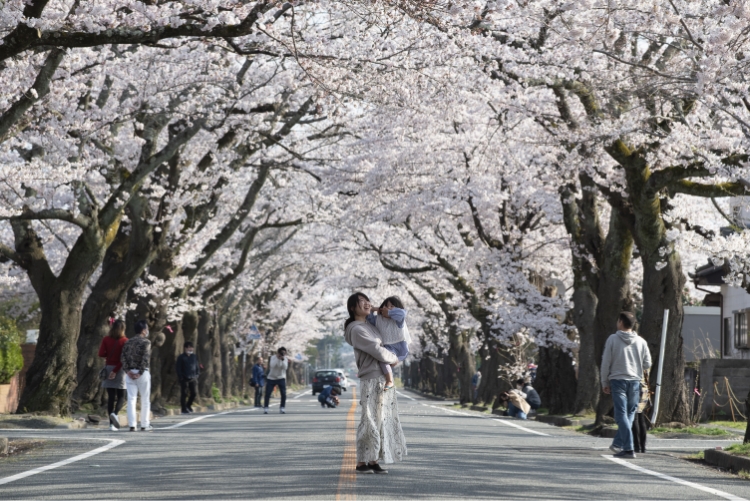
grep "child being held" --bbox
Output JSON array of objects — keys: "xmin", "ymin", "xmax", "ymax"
[{"xmin": 367, "ymin": 296, "xmax": 411, "ymax": 391}]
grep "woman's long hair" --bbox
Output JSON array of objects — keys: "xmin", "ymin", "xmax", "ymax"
[
  {"xmin": 344, "ymin": 292, "xmax": 370, "ymax": 329},
  {"xmin": 108, "ymin": 319, "xmax": 126, "ymax": 339}
]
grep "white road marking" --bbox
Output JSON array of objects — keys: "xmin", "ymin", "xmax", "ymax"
[
  {"xmin": 159, "ymin": 414, "xmax": 217, "ymax": 429},
  {"xmin": 604, "ymin": 455, "xmax": 748, "ymax": 501},
  {"xmin": 491, "ymin": 418, "xmax": 550, "ymax": 437},
  {"xmin": 396, "ymin": 390, "xmax": 416, "ymax": 401},
  {"xmin": 293, "ymin": 392, "xmax": 307, "ymax": 399},
  {"xmin": 425, "ymin": 404, "xmax": 550, "ymax": 436},
  {"xmin": 0, "ymin": 438, "xmax": 124, "ymax": 486}
]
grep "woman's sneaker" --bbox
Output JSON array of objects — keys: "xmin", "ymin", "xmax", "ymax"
[
  {"xmin": 355, "ymin": 465, "xmax": 374, "ymax": 474},
  {"xmin": 368, "ymin": 463, "xmax": 388, "ymax": 474},
  {"xmin": 609, "ymin": 445, "xmax": 622, "ymax": 454},
  {"xmin": 140, "ymin": 425, "xmax": 154, "ymax": 432},
  {"xmin": 109, "ymin": 413, "xmax": 120, "ymax": 429},
  {"xmin": 109, "ymin": 424, "xmax": 118, "ymax": 432}
]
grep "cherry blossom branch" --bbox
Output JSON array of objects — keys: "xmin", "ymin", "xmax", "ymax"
[{"xmin": 0, "ymin": 48, "xmax": 65, "ymax": 143}]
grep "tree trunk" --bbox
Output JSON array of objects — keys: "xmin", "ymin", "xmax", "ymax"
[
  {"xmin": 639, "ymin": 252, "xmax": 690, "ymax": 424},
  {"xmin": 73, "ymin": 199, "xmax": 158, "ymax": 407},
  {"xmin": 535, "ymin": 345, "xmax": 577, "ymax": 415},
  {"xmin": 572, "ymin": 286, "xmax": 600, "ymax": 414},
  {"xmin": 450, "ymin": 330, "xmax": 474, "ymax": 404},
  {"xmin": 197, "ymin": 309, "xmax": 215, "ymax": 398},
  {"xmin": 18, "ymin": 284, "xmax": 86, "ymax": 415}
]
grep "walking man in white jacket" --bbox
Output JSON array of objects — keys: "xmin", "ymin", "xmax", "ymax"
[
  {"xmin": 264, "ymin": 347, "xmax": 289, "ymax": 414},
  {"xmin": 601, "ymin": 312, "xmax": 652, "ymax": 459}
]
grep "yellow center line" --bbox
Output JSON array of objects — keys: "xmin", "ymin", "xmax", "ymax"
[{"xmin": 336, "ymin": 387, "xmax": 357, "ymax": 501}]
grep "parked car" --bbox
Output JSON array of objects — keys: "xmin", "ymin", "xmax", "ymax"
[
  {"xmin": 312, "ymin": 370, "xmax": 343, "ymax": 395},
  {"xmin": 334, "ymin": 368, "xmax": 348, "ymax": 391}
]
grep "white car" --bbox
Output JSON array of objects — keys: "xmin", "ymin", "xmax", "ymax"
[{"xmin": 334, "ymin": 369, "xmax": 348, "ymax": 391}]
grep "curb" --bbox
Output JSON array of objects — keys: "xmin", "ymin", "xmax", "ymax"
[
  {"xmin": 704, "ymin": 449, "xmax": 750, "ymax": 473},
  {"xmin": 535, "ymin": 415, "xmax": 578, "ymax": 427},
  {"xmin": 56, "ymin": 420, "xmax": 87, "ymax": 429},
  {"xmin": 402, "ymin": 388, "xmax": 451, "ymax": 401}
]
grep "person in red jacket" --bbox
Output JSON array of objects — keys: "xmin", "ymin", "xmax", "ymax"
[{"xmin": 99, "ymin": 319, "xmax": 128, "ymax": 431}]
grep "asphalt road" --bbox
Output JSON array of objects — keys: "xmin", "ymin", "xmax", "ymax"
[{"xmin": 0, "ymin": 387, "xmax": 748, "ymax": 500}]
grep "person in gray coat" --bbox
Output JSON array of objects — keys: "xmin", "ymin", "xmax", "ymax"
[{"xmin": 601, "ymin": 312, "xmax": 652, "ymax": 459}]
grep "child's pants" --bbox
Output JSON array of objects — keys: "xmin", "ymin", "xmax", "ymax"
[
  {"xmin": 379, "ymin": 361, "xmax": 393, "ymax": 379},
  {"xmin": 631, "ymin": 411, "xmax": 648, "ymax": 452}
]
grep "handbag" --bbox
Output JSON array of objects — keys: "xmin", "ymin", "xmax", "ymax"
[
  {"xmin": 99, "ymin": 367, "xmax": 109, "ymax": 380},
  {"xmin": 249, "ymin": 377, "xmax": 257, "ymax": 388},
  {"xmin": 508, "ymin": 391, "xmax": 531, "ymax": 415}
]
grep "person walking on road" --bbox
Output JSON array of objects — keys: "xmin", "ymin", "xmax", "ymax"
[
  {"xmin": 251, "ymin": 357, "xmax": 265, "ymax": 408},
  {"xmin": 601, "ymin": 311, "xmax": 652, "ymax": 459},
  {"xmin": 175, "ymin": 341, "xmax": 200, "ymax": 415},
  {"xmin": 121, "ymin": 320, "xmax": 153, "ymax": 432},
  {"xmin": 471, "ymin": 370, "xmax": 482, "ymax": 403},
  {"xmin": 344, "ymin": 292, "xmax": 406, "ymax": 474},
  {"xmin": 98, "ymin": 319, "xmax": 128, "ymax": 431},
  {"xmin": 264, "ymin": 347, "xmax": 288, "ymax": 414}
]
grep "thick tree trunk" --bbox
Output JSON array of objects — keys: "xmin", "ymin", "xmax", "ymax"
[
  {"xmin": 572, "ymin": 287, "xmax": 600, "ymax": 414},
  {"xmin": 535, "ymin": 345, "xmax": 577, "ymax": 415},
  {"xmin": 18, "ymin": 285, "xmax": 86, "ymax": 415},
  {"xmin": 197, "ymin": 309, "xmax": 215, "ymax": 398},
  {"xmin": 639, "ymin": 253, "xmax": 690, "ymax": 424},
  {"xmin": 450, "ymin": 330, "xmax": 474, "ymax": 404},
  {"xmin": 73, "ymin": 201, "xmax": 157, "ymax": 407}
]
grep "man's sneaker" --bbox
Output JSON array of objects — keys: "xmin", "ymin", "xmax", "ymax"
[
  {"xmin": 609, "ymin": 444, "xmax": 622, "ymax": 454},
  {"xmin": 280, "ymin": 407, "xmax": 286, "ymax": 414},
  {"xmin": 263, "ymin": 407, "xmax": 269, "ymax": 414},
  {"xmin": 109, "ymin": 424, "xmax": 118, "ymax": 432},
  {"xmin": 129, "ymin": 427, "xmax": 136, "ymax": 432},
  {"xmin": 181, "ymin": 409, "xmax": 190, "ymax": 415},
  {"xmin": 109, "ymin": 413, "xmax": 120, "ymax": 429},
  {"xmin": 368, "ymin": 463, "xmax": 388, "ymax": 474},
  {"xmin": 140, "ymin": 425, "xmax": 154, "ymax": 432},
  {"xmin": 187, "ymin": 406, "xmax": 194, "ymax": 413},
  {"xmin": 613, "ymin": 450, "xmax": 636, "ymax": 459},
  {"xmin": 355, "ymin": 465, "xmax": 374, "ymax": 474}
]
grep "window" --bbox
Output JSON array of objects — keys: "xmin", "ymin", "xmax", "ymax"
[
  {"xmin": 724, "ymin": 318, "xmax": 732, "ymax": 357},
  {"xmin": 734, "ymin": 312, "xmax": 749, "ymax": 350}
]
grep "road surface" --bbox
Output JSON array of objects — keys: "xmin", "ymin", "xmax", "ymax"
[{"xmin": 0, "ymin": 387, "xmax": 748, "ymax": 500}]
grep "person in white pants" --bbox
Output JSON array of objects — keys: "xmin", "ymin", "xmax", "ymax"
[{"xmin": 121, "ymin": 320, "xmax": 153, "ymax": 431}]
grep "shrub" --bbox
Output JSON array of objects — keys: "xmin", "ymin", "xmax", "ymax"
[
  {"xmin": 211, "ymin": 384, "xmax": 223, "ymax": 403},
  {"xmin": 0, "ymin": 316, "xmax": 24, "ymax": 384}
]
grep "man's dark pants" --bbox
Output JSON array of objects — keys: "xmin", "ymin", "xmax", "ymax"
[
  {"xmin": 264, "ymin": 378, "xmax": 286, "ymax": 408},
  {"xmin": 180, "ymin": 378, "xmax": 198, "ymax": 412},
  {"xmin": 254, "ymin": 385, "xmax": 264, "ymax": 407}
]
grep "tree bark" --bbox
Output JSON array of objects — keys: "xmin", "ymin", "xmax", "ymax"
[
  {"xmin": 535, "ymin": 345, "xmax": 577, "ymax": 415},
  {"xmin": 73, "ymin": 195, "xmax": 158, "ymax": 407}
]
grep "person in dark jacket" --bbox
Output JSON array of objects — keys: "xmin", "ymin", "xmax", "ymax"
[
  {"xmin": 251, "ymin": 357, "xmax": 265, "ymax": 407},
  {"xmin": 317, "ymin": 385, "xmax": 341, "ymax": 408},
  {"xmin": 520, "ymin": 379, "xmax": 541, "ymax": 411},
  {"xmin": 176, "ymin": 342, "xmax": 200, "ymax": 414}
]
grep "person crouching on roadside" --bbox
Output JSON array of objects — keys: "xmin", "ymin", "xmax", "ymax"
[{"xmin": 318, "ymin": 385, "xmax": 341, "ymax": 408}]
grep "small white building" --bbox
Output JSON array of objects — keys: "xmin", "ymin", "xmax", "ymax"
[{"xmin": 691, "ymin": 263, "xmax": 750, "ymax": 360}]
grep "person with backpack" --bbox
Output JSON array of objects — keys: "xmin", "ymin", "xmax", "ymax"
[
  {"xmin": 250, "ymin": 357, "xmax": 265, "ymax": 407},
  {"xmin": 175, "ymin": 342, "xmax": 200, "ymax": 414}
]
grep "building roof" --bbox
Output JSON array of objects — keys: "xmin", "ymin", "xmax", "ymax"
[{"xmin": 689, "ymin": 261, "xmax": 728, "ymax": 286}]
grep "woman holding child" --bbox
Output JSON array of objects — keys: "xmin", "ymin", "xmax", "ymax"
[{"xmin": 343, "ymin": 292, "xmax": 408, "ymax": 475}]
